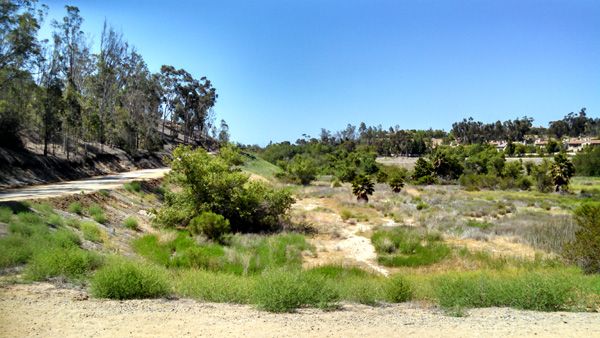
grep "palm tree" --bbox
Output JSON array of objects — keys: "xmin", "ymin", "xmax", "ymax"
[
  {"xmin": 352, "ymin": 175, "xmax": 375, "ymax": 202},
  {"xmin": 551, "ymin": 153, "xmax": 575, "ymax": 192},
  {"xmin": 388, "ymin": 175, "xmax": 405, "ymax": 193}
]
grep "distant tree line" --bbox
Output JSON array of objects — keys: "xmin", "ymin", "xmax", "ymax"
[{"xmin": 0, "ymin": 1, "xmax": 228, "ymax": 156}]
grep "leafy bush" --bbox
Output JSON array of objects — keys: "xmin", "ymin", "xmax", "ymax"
[
  {"xmin": 286, "ymin": 154, "xmax": 317, "ymax": 185},
  {"xmin": 68, "ymin": 202, "xmax": 83, "ymax": 215},
  {"xmin": 412, "ymin": 157, "xmax": 436, "ymax": 184},
  {"xmin": 372, "ymin": 227, "xmax": 450, "ymax": 267},
  {"xmin": 91, "ymin": 258, "xmax": 170, "ymax": 299},
  {"xmin": 81, "ymin": 221, "xmax": 103, "ymax": 243},
  {"xmin": 155, "ymin": 146, "xmax": 294, "ymax": 233},
  {"xmin": 123, "ymin": 216, "xmax": 139, "ymax": 230},
  {"xmin": 563, "ymin": 202, "xmax": 600, "ymax": 273},
  {"xmin": 188, "ymin": 211, "xmax": 230, "ymax": 243},
  {"xmin": 516, "ymin": 176, "xmax": 532, "ymax": 190},
  {"xmin": 466, "ymin": 220, "xmax": 493, "ymax": 230},
  {"xmin": 551, "ymin": 153, "xmax": 575, "ymax": 192},
  {"xmin": 385, "ymin": 275, "xmax": 413, "ymax": 303},
  {"xmin": 25, "ymin": 247, "xmax": 103, "ymax": 281},
  {"xmin": 253, "ymin": 269, "xmax": 339, "ymax": 312}
]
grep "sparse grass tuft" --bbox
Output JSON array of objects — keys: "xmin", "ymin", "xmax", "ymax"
[
  {"xmin": 123, "ymin": 216, "xmax": 139, "ymax": 230},
  {"xmin": 88, "ymin": 204, "xmax": 107, "ymax": 224},
  {"xmin": 81, "ymin": 221, "xmax": 104, "ymax": 243},
  {"xmin": 68, "ymin": 202, "xmax": 83, "ymax": 215},
  {"xmin": 124, "ymin": 181, "xmax": 142, "ymax": 193},
  {"xmin": 372, "ymin": 227, "xmax": 450, "ymax": 267}
]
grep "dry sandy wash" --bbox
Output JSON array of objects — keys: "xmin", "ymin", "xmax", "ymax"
[{"xmin": 1, "ymin": 283, "xmax": 599, "ymax": 338}]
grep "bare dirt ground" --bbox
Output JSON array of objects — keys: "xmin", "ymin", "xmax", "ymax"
[
  {"xmin": 0, "ymin": 168, "xmax": 170, "ymax": 201},
  {"xmin": 1, "ymin": 283, "xmax": 599, "ymax": 338}
]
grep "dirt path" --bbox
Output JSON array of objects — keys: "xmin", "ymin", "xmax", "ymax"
[
  {"xmin": 0, "ymin": 168, "xmax": 170, "ymax": 202},
  {"xmin": 1, "ymin": 283, "xmax": 599, "ymax": 338}
]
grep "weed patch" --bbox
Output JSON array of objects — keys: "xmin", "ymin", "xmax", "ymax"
[{"xmin": 91, "ymin": 258, "xmax": 170, "ymax": 299}]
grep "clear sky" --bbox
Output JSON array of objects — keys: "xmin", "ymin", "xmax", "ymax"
[{"xmin": 40, "ymin": 0, "xmax": 600, "ymax": 145}]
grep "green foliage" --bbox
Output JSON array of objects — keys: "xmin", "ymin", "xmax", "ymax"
[
  {"xmin": 430, "ymin": 148, "xmax": 464, "ymax": 180},
  {"xmin": 385, "ymin": 275, "xmax": 414, "ymax": 303},
  {"xmin": 388, "ymin": 172, "xmax": 405, "ymax": 193},
  {"xmin": 372, "ymin": 227, "xmax": 450, "ymax": 267},
  {"xmin": 25, "ymin": 247, "xmax": 103, "ymax": 281},
  {"xmin": 124, "ymin": 181, "xmax": 142, "ymax": 193},
  {"xmin": 573, "ymin": 146, "xmax": 600, "ymax": 176},
  {"xmin": 533, "ymin": 160, "xmax": 554, "ymax": 192},
  {"xmin": 551, "ymin": 153, "xmax": 576, "ymax": 192},
  {"xmin": 253, "ymin": 269, "xmax": 339, "ymax": 312},
  {"xmin": 91, "ymin": 258, "xmax": 170, "ymax": 299},
  {"xmin": 88, "ymin": 204, "xmax": 107, "ymax": 224},
  {"xmin": 466, "ymin": 220, "xmax": 493, "ymax": 230},
  {"xmin": 188, "ymin": 211, "xmax": 230, "ymax": 243},
  {"xmin": 123, "ymin": 216, "xmax": 139, "ymax": 230},
  {"xmin": 81, "ymin": 221, "xmax": 103, "ymax": 243},
  {"xmin": 412, "ymin": 157, "xmax": 436, "ymax": 184},
  {"xmin": 434, "ymin": 271, "xmax": 575, "ymax": 312},
  {"xmin": 563, "ymin": 202, "xmax": 600, "ymax": 274},
  {"xmin": 68, "ymin": 202, "xmax": 83, "ymax": 215},
  {"xmin": 286, "ymin": 154, "xmax": 317, "ymax": 185},
  {"xmin": 156, "ymin": 146, "xmax": 294, "ymax": 233},
  {"xmin": 502, "ymin": 160, "xmax": 523, "ymax": 179},
  {"xmin": 175, "ymin": 270, "xmax": 256, "ymax": 304},
  {"xmin": 351, "ymin": 175, "xmax": 375, "ymax": 202},
  {"xmin": 0, "ymin": 206, "xmax": 13, "ymax": 223}
]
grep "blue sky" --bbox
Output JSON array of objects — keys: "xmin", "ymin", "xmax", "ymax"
[{"xmin": 40, "ymin": 0, "xmax": 600, "ymax": 145}]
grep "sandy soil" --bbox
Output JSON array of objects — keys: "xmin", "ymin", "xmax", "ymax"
[
  {"xmin": 1, "ymin": 283, "xmax": 599, "ymax": 338},
  {"xmin": 0, "ymin": 168, "xmax": 170, "ymax": 202}
]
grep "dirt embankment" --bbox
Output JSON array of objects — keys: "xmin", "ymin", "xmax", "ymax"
[{"xmin": 0, "ymin": 145, "xmax": 168, "ymax": 190}]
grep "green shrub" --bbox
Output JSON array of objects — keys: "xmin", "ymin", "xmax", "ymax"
[
  {"xmin": 563, "ymin": 202, "xmax": 600, "ymax": 273},
  {"xmin": 435, "ymin": 271, "xmax": 574, "ymax": 312},
  {"xmin": 81, "ymin": 222, "xmax": 103, "ymax": 243},
  {"xmin": 340, "ymin": 209, "xmax": 353, "ymax": 221},
  {"xmin": 124, "ymin": 181, "xmax": 142, "ymax": 193},
  {"xmin": 66, "ymin": 218, "xmax": 81, "ymax": 229},
  {"xmin": 175, "ymin": 270, "xmax": 256, "ymax": 304},
  {"xmin": 0, "ymin": 235, "xmax": 32, "ymax": 268},
  {"xmin": 253, "ymin": 269, "xmax": 339, "ymax": 312},
  {"xmin": 156, "ymin": 146, "xmax": 294, "ymax": 233},
  {"xmin": 188, "ymin": 211, "xmax": 230, "ymax": 243},
  {"xmin": 25, "ymin": 247, "xmax": 102, "ymax": 281},
  {"xmin": 330, "ymin": 178, "xmax": 342, "ymax": 188},
  {"xmin": 90, "ymin": 258, "xmax": 170, "ymax": 299},
  {"xmin": 385, "ymin": 275, "xmax": 413, "ymax": 303},
  {"xmin": 0, "ymin": 206, "xmax": 13, "ymax": 223},
  {"xmin": 415, "ymin": 201, "xmax": 429, "ymax": 210},
  {"xmin": 32, "ymin": 202, "xmax": 55, "ymax": 215},
  {"xmin": 341, "ymin": 278, "xmax": 382, "ymax": 305},
  {"xmin": 123, "ymin": 216, "xmax": 139, "ymax": 230},
  {"xmin": 286, "ymin": 154, "xmax": 317, "ymax": 185},
  {"xmin": 516, "ymin": 176, "xmax": 533, "ymax": 191},
  {"xmin": 68, "ymin": 202, "xmax": 83, "ymax": 215},
  {"xmin": 573, "ymin": 146, "xmax": 600, "ymax": 176},
  {"xmin": 466, "ymin": 220, "xmax": 493, "ymax": 230}
]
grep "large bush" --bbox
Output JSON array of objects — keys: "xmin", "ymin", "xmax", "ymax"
[
  {"xmin": 563, "ymin": 202, "xmax": 600, "ymax": 274},
  {"xmin": 155, "ymin": 146, "xmax": 294, "ymax": 233},
  {"xmin": 286, "ymin": 154, "xmax": 317, "ymax": 185}
]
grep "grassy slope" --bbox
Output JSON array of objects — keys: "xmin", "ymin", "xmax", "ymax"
[{"xmin": 240, "ymin": 153, "xmax": 283, "ymax": 181}]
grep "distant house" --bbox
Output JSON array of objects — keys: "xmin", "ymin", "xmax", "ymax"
[
  {"xmin": 534, "ymin": 139, "xmax": 548, "ymax": 147},
  {"xmin": 564, "ymin": 138, "xmax": 600, "ymax": 153},
  {"xmin": 489, "ymin": 140, "xmax": 507, "ymax": 152},
  {"xmin": 430, "ymin": 138, "xmax": 444, "ymax": 148}
]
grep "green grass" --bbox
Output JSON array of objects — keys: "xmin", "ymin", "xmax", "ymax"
[
  {"xmin": 0, "ymin": 206, "xmax": 13, "ymax": 223},
  {"xmin": 253, "ymin": 268, "xmax": 339, "ymax": 312},
  {"xmin": 25, "ymin": 247, "xmax": 103, "ymax": 281},
  {"xmin": 372, "ymin": 227, "xmax": 450, "ymax": 267},
  {"xmin": 48, "ymin": 214, "xmax": 64, "ymax": 227},
  {"xmin": 175, "ymin": 270, "xmax": 257, "ymax": 304},
  {"xmin": 132, "ymin": 232, "xmax": 312, "ymax": 275},
  {"xmin": 124, "ymin": 181, "xmax": 142, "ymax": 193},
  {"xmin": 81, "ymin": 221, "xmax": 104, "ymax": 243},
  {"xmin": 434, "ymin": 270, "xmax": 578, "ymax": 313},
  {"xmin": 466, "ymin": 220, "xmax": 493, "ymax": 230},
  {"xmin": 90, "ymin": 258, "xmax": 170, "ymax": 300},
  {"xmin": 123, "ymin": 216, "xmax": 139, "ymax": 230},
  {"xmin": 241, "ymin": 154, "xmax": 283, "ymax": 181},
  {"xmin": 88, "ymin": 204, "xmax": 107, "ymax": 224},
  {"xmin": 68, "ymin": 202, "xmax": 83, "ymax": 215}
]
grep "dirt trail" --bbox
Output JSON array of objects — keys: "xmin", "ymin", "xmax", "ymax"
[
  {"xmin": 1, "ymin": 283, "xmax": 599, "ymax": 338},
  {"xmin": 0, "ymin": 168, "xmax": 170, "ymax": 202},
  {"xmin": 295, "ymin": 198, "xmax": 388, "ymax": 275}
]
